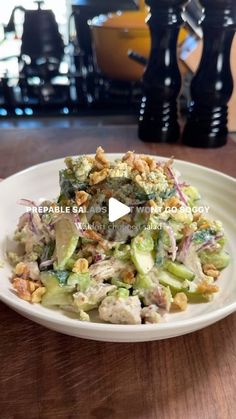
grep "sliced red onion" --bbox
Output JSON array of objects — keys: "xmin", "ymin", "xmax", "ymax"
[
  {"xmin": 22, "ymin": 207, "xmax": 43, "ymax": 235},
  {"xmin": 196, "ymin": 232, "xmax": 224, "ymax": 252},
  {"xmin": 215, "ymin": 233, "xmax": 224, "ymax": 241},
  {"xmin": 163, "ymin": 224, "xmax": 177, "ymax": 261},
  {"xmin": 179, "ymin": 181, "xmax": 190, "ymax": 187},
  {"xmin": 39, "ymin": 259, "xmax": 55, "ymax": 270},
  {"xmin": 167, "ymin": 167, "xmax": 188, "ymax": 205},
  {"xmin": 178, "ymin": 234, "xmax": 193, "ymax": 262},
  {"xmin": 197, "ymin": 241, "xmax": 219, "ymax": 253},
  {"xmin": 74, "ymin": 214, "xmax": 85, "ymax": 236},
  {"xmin": 179, "ymin": 242, "xmax": 205, "ymax": 280},
  {"xmin": 29, "ymin": 212, "xmax": 40, "ymax": 235},
  {"xmin": 18, "ymin": 212, "xmax": 31, "ymax": 229},
  {"xmin": 94, "ymin": 254, "xmax": 102, "ymax": 263},
  {"xmin": 47, "ymin": 223, "xmax": 55, "ymax": 231},
  {"xmin": 18, "ymin": 198, "xmax": 37, "ymax": 207},
  {"xmin": 196, "ymin": 240, "xmax": 211, "ymax": 252}
]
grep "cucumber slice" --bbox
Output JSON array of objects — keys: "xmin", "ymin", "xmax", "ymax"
[
  {"xmin": 199, "ymin": 250, "xmax": 230, "ymax": 270},
  {"xmin": 111, "ymin": 278, "xmax": 131, "ymax": 289},
  {"xmin": 159, "ymin": 271, "xmax": 186, "ymax": 293},
  {"xmin": 133, "ymin": 231, "xmax": 154, "ymax": 253},
  {"xmin": 65, "ymin": 257, "xmax": 77, "ymax": 270},
  {"xmin": 113, "ymin": 244, "xmax": 131, "ymax": 261},
  {"xmin": 41, "ymin": 272, "xmax": 73, "ymax": 307},
  {"xmin": 55, "ymin": 218, "xmax": 78, "ymax": 270},
  {"xmin": 185, "ymin": 291, "xmax": 211, "ymax": 303},
  {"xmin": 166, "ymin": 261, "xmax": 195, "ymax": 281},
  {"xmin": 131, "ymin": 232, "xmax": 155, "ymax": 274},
  {"xmin": 116, "ymin": 288, "xmax": 129, "ymax": 298},
  {"xmin": 134, "ymin": 273, "xmax": 153, "ymax": 290},
  {"xmin": 131, "ymin": 248, "xmax": 155, "ymax": 274},
  {"xmin": 183, "ymin": 185, "xmax": 200, "ymax": 206},
  {"xmin": 159, "ymin": 271, "xmax": 212, "ymax": 303},
  {"xmin": 67, "ymin": 272, "xmax": 90, "ymax": 292}
]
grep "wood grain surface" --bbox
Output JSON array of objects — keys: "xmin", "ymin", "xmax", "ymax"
[{"xmin": 0, "ymin": 125, "xmax": 236, "ymax": 419}]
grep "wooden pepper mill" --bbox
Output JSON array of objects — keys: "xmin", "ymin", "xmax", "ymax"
[
  {"xmin": 138, "ymin": 0, "xmax": 187, "ymax": 143},
  {"xmin": 183, "ymin": 0, "xmax": 236, "ymax": 148}
]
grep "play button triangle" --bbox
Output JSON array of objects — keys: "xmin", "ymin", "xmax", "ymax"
[{"xmin": 108, "ymin": 197, "xmax": 131, "ymax": 223}]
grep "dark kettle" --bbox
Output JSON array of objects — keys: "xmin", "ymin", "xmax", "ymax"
[{"xmin": 5, "ymin": 0, "xmax": 64, "ymax": 77}]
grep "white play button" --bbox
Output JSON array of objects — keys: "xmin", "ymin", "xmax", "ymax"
[{"xmin": 108, "ymin": 197, "xmax": 131, "ymax": 223}]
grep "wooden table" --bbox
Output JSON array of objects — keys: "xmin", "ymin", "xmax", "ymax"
[{"xmin": 0, "ymin": 126, "xmax": 236, "ymax": 419}]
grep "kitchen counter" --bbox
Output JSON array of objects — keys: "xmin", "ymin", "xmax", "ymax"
[{"xmin": 0, "ymin": 124, "xmax": 236, "ymax": 419}]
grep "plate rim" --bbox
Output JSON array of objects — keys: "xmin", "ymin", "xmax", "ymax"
[{"xmin": 0, "ymin": 154, "xmax": 236, "ymax": 335}]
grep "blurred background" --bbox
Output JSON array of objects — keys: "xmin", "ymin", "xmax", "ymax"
[{"xmin": 0, "ymin": 0, "xmax": 235, "ymax": 132}]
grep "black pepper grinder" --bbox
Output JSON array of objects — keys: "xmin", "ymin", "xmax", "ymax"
[
  {"xmin": 182, "ymin": 0, "xmax": 236, "ymax": 148},
  {"xmin": 138, "ymin": 0, "xmax": 188, "ymax": 143}
]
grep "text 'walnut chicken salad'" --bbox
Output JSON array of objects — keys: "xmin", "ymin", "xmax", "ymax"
[{"xmin": 9, "ymin": 148, "xmax": 230, "ymax": 325}]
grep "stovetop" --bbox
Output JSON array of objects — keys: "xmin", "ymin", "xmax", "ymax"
[{"xmin": 0, "ymin": 38, "xmax": 142, "ymax": 118}]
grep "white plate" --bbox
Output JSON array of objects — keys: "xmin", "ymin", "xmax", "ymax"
[{"xmin": 0, "ymin": 155, "xmax": 235, "ymax": 342}]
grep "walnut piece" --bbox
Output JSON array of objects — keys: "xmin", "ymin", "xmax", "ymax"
[
  {"xmin": 89, "ymin": 168, "xmax": 109, "ymax": 185},
  {"xmin": 199, "ymin": 222, "xmax": 210, "ymax": 230},
  {"xmin": 197, "ymin": 282, "xmax": 219, "ymax": 294},
  {"xmin": 12, "ymin": 278, "xmax": 42, "ymax": 302},
  {"xmin": 172, "ymin": 292, "xmax": 188, "ymax": 311},
  {"xmin": 141, "ymin": 155, "xmax": 156, "ymax": 171},
  {"xmin": 75, "ymin": 190, "xmax": 88, "ymax": 206},
  {"xmin": 133, "ymin": 158, "xmax": 150, "ymax": 174},
  {"xmin": 15, "ymin": 262, "xmax": 28, "ymax": 277},
  {"xmin": 94, "ymin": 146, "xmax": 109, "ymax": 170},
  {"xmin": 203, "ymin": 264, "xmax": 220, "ymax": 278},
  {"xmin": 31, "ymin": 287, "xmax": 46, "ymax": 303},
  {"xmin": 121, "ymin": 270, "xmax": 135, "ymax": 285},
  {"xmin": 164, "ymin": 196, "xmax": 181, "ymax": 208},
  {"xmin": 73, "ymin": 258, "xmax": 89, "ymax": 273}
]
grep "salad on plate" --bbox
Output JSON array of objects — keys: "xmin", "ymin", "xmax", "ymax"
[{"xmin": 8, "ymin": 148, "xmax": 230, "ymax": 325}]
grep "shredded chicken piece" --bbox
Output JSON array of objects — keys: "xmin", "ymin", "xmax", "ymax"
[
  {"xmin": 99, "ymin": 296, "xmax": 141, "ymax": 324},
  {"xmin": 89, "ymin": 258, "xmax": 135, "ymax": 282},
  {"xmin": 73, "ymin": 283, "xmax": 115, "ymax": 308},
  {"xmin": 143, "ymin": 286, "xmax": 171, "ymax": 311}
]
